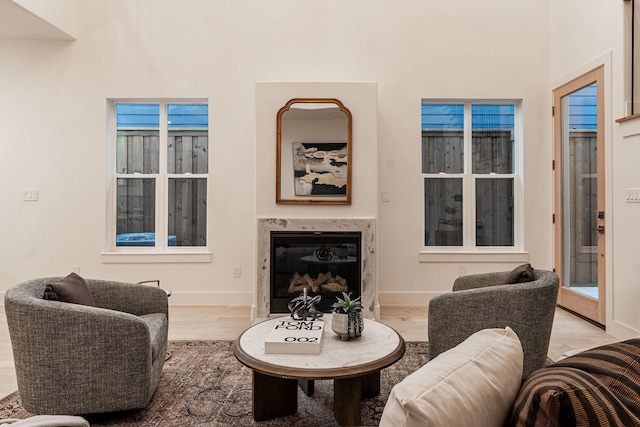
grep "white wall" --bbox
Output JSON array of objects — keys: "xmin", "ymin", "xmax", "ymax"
[
  {"xmin": 12, "ymin": 0, "xmax": 78, "ymax": 38},
  {"xmin": 551, "ymin": 0, "xmax": 640, "ymax": 338},
  {"xmin": 1, "ymin": 2, "xmax": 560, "ymax": 316},
  {"xmin": 374, "ymin": 1, "xmax": 553, "ymax": 304}
]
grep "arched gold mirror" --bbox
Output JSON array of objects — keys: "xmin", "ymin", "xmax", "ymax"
[{"xmin": 276, "ymin": 98, "xmax": 352, "ymax": 204}]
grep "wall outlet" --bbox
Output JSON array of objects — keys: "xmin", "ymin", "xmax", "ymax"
[
  {"xmin": 72, "ymin": 265, "xmax": 80, "ymax": 273},
  {"xmin": 22, "ymin": 190, "xmax": 39, "ymax": 201},
  {"xmin": 233, "ymin": 266, "xmax": 241, "ymax": 278}
]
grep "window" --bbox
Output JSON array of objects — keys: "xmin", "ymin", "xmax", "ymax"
[
  {"xmin": 422, "ymin": 102, "xmax": 519, "ymax": 249},
  {"xmin": 111, "ymin": 102, "xmax": 208, "ymax": 250},
  {"xmin": 565, "ymin": 84, "xmax": 598, "ymax": 252}
]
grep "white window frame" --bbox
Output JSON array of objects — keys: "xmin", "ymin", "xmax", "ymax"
[
  {"xmin": 102, "ymin": 99, "xmax": 212, "ymax": 263},
  {"xmin": 420, "ymin": 100, "xmax": 527, "ymax": 261}
]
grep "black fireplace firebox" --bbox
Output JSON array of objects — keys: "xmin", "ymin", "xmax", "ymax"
[{"xmin": 270, "ymin": 231, "xmax": 362, "ymax": 313}]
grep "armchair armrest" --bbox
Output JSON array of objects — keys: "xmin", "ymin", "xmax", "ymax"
[
  {"xmin": 86, "ymin": 279, "xmax": 169, "ymax": 318},
  {"xmin": 429, "ymin": 284, "xmax": 527, "ymax": 352},
  {"xmin": 452, "ymin": 271, "xmax": 510, "ymax": 291}
]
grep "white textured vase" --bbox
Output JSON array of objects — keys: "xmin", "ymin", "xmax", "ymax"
[{"xmin": 331, "ymin": 312, "xmax": 363, "ymax": 341}]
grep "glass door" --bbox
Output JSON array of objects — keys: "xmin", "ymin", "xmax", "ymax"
[{"xmin": 553, "ymin": 67, "xmax": 606, "ymax": 326}]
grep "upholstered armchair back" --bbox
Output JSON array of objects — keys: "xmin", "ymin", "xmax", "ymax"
[
  {"xmin": 428, "ymin": 269, "xmax": 559, "ymax": 379},
  {"xmin": 4, "ymin": 277, "xmax": 169, "ymax": 415}
]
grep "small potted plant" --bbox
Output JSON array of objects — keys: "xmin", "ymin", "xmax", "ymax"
[{"xmin": 330, "ymin": 292, "xmax": 364, "ymax": 340}]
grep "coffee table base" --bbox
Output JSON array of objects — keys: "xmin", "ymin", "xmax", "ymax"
[
  {"xmin": 252, "ymin": 370, "xmax": 381, "ymax": 426},
  {"xmin": 252, "ymin": 371, "xmax": 298, "ymax": 421}
]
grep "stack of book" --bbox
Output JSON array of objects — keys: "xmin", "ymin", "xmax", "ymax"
[{"xmin": 264, "ymin": 319, "xmax": 325, "ymax": 355}]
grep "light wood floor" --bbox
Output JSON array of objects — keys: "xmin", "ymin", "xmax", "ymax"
[{"xmin": 0, "ymin": 305, "xmax": 617, "ymax": 400}]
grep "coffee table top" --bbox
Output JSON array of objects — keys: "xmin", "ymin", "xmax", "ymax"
[{"xmin": 233, "ymin": 314, "xmax": 406, "ymax": 380}]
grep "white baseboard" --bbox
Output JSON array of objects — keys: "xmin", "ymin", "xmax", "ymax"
[
  {"xmin": 0, "ymin": 291, "xmax": 439, "ymax": 308},
  {"xmin": 0, "ymin": 291, "xmax": 253, "ymax": 307},
  {"xmin": 167, "ymin": 292, "xmax": 253, "ymax": 306},
  {"xmin": 4, "ymin": 289, "xmax": 637, "ymax": 342},
  {"xmin": 605, "ymin": 319, "xmax": 640, "ymax": 341},
  {"xmin": 377, "ymin": 291, "xmax": 442, "ymax": 306}
]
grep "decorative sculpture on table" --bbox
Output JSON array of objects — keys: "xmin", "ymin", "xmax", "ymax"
[{"xmin": 288, "ymin": 287, "xmax": 323, "ymax": 321}]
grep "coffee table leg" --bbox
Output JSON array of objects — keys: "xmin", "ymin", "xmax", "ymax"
[
  {"xmin": 334, "ymin": 376, "xmax": 362, "ymax": 426},
  {"xmin": 362, "ymin": 370, "xmax": 381, "ymax": 398},
  {"xmin": 252, "ymin": 370, "xmax": 297, "ymax": 421},
  {"xmin": 299, "ymin": 379, "xmax": 315, "ymax": 396}
]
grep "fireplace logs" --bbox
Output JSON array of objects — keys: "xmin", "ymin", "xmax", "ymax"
[{"xmin": 288, "ymin": 271, "xmax": 348, "ymax": 294}]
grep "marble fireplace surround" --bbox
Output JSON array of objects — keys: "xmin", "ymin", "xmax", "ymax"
[{"xmin": 256, "ymin": 218, "xmax": 378, "ymax": 320}]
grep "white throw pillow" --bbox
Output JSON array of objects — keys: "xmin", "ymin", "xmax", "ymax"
[{"xmin": 380, "ymin": 327, "xmax": 524, "ymax": 427}]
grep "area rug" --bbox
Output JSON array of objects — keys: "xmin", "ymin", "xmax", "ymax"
[{"xmin": 0, "ymin": 340, "xmax": 429, "ymax": 427}]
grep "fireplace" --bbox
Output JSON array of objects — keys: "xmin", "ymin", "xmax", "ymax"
[
  {"xmin": 270, "ymin": 231, "xmax": 362, "ymax": 313},
  {"xmin": 256, "ymin": 218, "xmax": 377, "ymax": 319}
]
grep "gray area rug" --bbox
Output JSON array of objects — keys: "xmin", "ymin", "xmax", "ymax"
[{"xmin": 0, "ymin": 340, "xmax": 429, "ymax": 426}]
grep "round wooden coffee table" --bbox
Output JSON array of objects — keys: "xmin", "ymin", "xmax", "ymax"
[{"xmin": 233, "ymin": 315, "xmax": 405, "ymax": 426}]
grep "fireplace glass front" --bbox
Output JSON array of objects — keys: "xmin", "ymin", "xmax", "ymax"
[{"xmin": 270, "ymin": 231, "xmax": 362, "ymax": 313}]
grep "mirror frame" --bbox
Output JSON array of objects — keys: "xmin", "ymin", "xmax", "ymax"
[{"xmin": 276, "ymin": 98, "xmax": 352, "ymax": 205}]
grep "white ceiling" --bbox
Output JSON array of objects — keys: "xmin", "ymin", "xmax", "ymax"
[{"xmin": 0, "ymin": 0, "xmax": 74, "ymax": 40}]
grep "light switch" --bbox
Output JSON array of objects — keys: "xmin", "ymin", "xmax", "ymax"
[{"xmin": 625, "ymin": 188, "xmax": 640, "ymax": 203}]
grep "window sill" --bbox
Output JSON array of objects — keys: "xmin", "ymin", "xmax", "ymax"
[
  {"xmin": 615, "ymin": 113, "xmax": 640, "ymax": 124},
  {"xmin": 418, "ymin": 251, "xmax": 529, "ymax": 263},
  {"xmin": 617, "ymin": 114, "xmax": 640, "ymax": 138},
  {"xmin": 101, "ymin": 251, "xmax": 213, "ymax": 264}
]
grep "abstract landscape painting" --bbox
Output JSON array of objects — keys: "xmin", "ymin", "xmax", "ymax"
[{"xmin": 292, "ymin": 142, "xmax": 348, "ymax": 196}]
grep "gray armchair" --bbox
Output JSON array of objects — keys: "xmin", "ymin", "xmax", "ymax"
[
  {"xmin": 428, "ymin": 269, "xmax": 559, "ymax": 378},
  {"xmin": 4, "ymin": 277, "xmax": 169, "ymax": 415}
]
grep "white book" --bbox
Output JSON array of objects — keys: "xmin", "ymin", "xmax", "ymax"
[{"xmin": 264, "ymin": 319, "xmax": 325, "ymax": 355}]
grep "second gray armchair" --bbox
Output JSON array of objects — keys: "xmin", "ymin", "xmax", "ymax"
[{"xmin": 428, "ymin": 268, "xmax": 559, "ymax": 379}]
